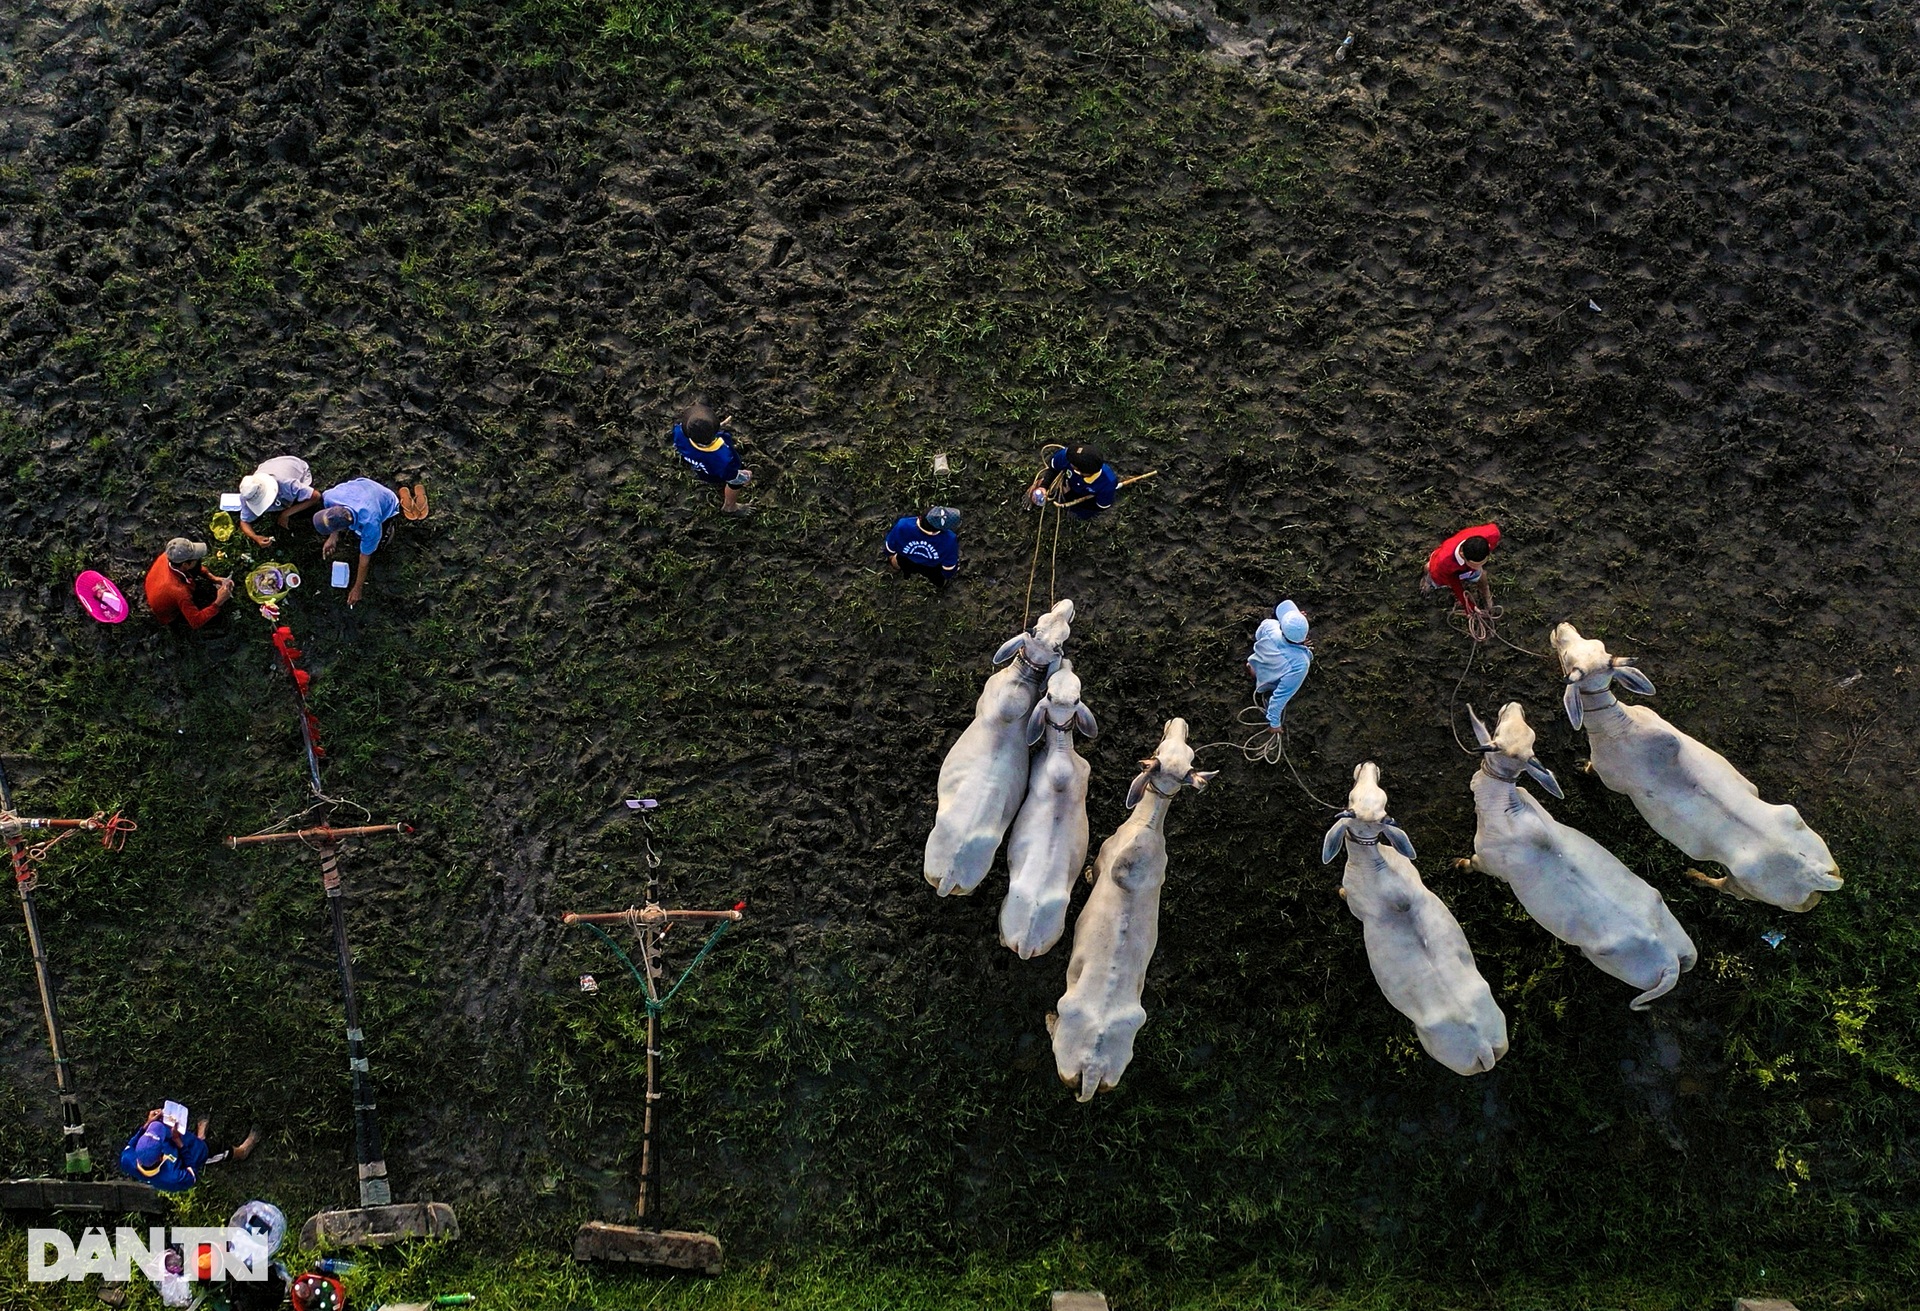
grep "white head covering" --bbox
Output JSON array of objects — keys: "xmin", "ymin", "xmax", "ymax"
[
  {"xmin": 239, "ymin": 473, "xmax": 278, "ymax": 517},
  {"xmin": 1277, "ymin": 605, "xmax": 1309, "ymax": 643}
]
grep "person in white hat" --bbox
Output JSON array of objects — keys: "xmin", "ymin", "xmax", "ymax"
[
  {"xmin": 236, "ymin": 456, "xmax": 320, "ymax": 547},
  {"xmin": 1246, "ymin": 599, "xmax": 1314, "ymax": 733}
]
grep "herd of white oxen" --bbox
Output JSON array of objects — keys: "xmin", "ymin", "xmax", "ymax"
[{"xmin": 922, "ymin": 601, "xmax": 1844, "ymax": 1097}]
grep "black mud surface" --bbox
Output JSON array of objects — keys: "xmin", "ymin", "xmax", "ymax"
[{"xmin": 1, "ymin": 0, "xmax": 1918, "ymax": 1283}]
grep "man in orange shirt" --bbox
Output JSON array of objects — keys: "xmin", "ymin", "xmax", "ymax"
[{"xmin": 144, "ymin": 537, "xmax": 234, "ymax": 629}]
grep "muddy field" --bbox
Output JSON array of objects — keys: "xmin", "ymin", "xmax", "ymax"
[{"xmin": 1, "ymin": 0, "xmax": 1918, "ymax": 1293}]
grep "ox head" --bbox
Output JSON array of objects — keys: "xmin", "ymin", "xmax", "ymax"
[
  {"xmin": 993, "ymin": 599, "xmax": 1076, "ymax": 671},
  {"xmin": 1125, "ymin": 717, "xmax": 1218, "ymax": 808},
  {"xmin": 1026, "ymin": 659, "xmax": 1100, "ymax": 744},
  {"xmin": 1467, "ymin": 702, "xmax": 1564, "ymax": 798},
  {"xmin": 1552, "ymin": 622, "xmax": 1657, "ymax": 728},
  {"xmin": 1320, "ymin": 761, "xmax": 1417, "ymax": 862},
  {"xmin": 1744, "ymin": 809, "xmax": 1845, "ymax": 910}
]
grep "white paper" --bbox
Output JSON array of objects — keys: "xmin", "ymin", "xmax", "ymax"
[
  {"xmin": 331, "ymin": 561, "xmax": 350, "ymax": 588},
  {"xmin": 161, "ymin": 1100, "xmax": 188, "ymax": 1133},
  {"xmin": 219, "ymin": 493, "xmax": 243, "ymax": 512}
]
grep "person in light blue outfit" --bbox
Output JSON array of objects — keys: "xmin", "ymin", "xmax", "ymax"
[
  {"xmin": 1247, "ymin": 599, "xmax": 1313, "ymax": 733},
  {"xmin": 313, "ymin": 477, "xmax": 402, "ymax": 606}
]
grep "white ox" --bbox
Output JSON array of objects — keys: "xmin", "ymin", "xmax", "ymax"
[
  {"xmin": 1554, "ymin": 623, "xmax": 1842, "ymax": 912},
  {"xmin": 1458, "ymin": 703, "xmax": 1697, "ymax": 1011},
  {"xmin": 1322, "ymin": 763, "xmax": 1508, "ymax": 1076},
  {"xmin": 1049, "ymin": 718, "xmax": 1216, "ymax": 1102},
  {"xmin": 924, "ymin": 600, "xmax": 1076, "ymax": 896},
  {"xmin": 1000, "ymin": 661, "xmax": 1098, "ymax": 959}
]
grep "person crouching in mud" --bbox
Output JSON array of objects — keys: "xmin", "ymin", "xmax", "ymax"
[
  {"xmin": 1247, "ymin": 599, "xmax": 1313, "ymax": 734},
  {"xmin": 313, "ymin": 477, "xmax": 402, "ymax": 607},
  {"xmin": 885, "ymin": 506, "xmax": 961, "ymax": 587},
  {"xmin": 1422, "ymin": 522, "xmax": 1500, "ymax": 622},
  {"xmin": 673, "ymin": 403, "xmax": 753, "ymax": 514},
  {"xmin": 1028, "ymin": 444, "xmax": 1119, "ymax": 520}
]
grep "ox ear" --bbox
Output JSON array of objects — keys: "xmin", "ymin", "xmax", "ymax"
[
  {"xmin": 1563, "ymin": 679, "xmax": 1585, "ymax": 729},
  {"xmin": 1612, "ymin": 660, "xmax": 1656, "ymax": 696},
  {"xmin": 1382, "ymin": 821, "xmax": 1418, "ymax": 861},
  {"xmin": 1075, "ymin": 702, "xmax": 1099, "ymax": 739},
  {"xmin": 1026, "ymin": 699, "xmax": 1050, "ymax": 746},
  {"xmin": 1466, "ymin": 705, "xmax": 1496, "ymax": 752},
  {"xmin": 992, "ymin": 633, "xmax": 1026, "ymax": 665},
  {"xmin": 1125, "ymin": 766, "xmax": 1154, "ymax": 810},
  {"xmin": 1525, "ymin": 758, "xmax": 1564, "ymax": 799},
  {"xmin": 1320, "ymin": 813, "xmax": 1353, "ymax": 864},
  {"xmin": 1187, "ymin": 769, "xmax": 1219, "ymax": 791}
]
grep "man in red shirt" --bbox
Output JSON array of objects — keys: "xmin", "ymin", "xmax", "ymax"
[
  {"xmin": 144, "ymin": 537, "xmax": 234, "ymax": 629},
  {"xmin": 1423, "ymin": 523, "xmax": 1501, "ymax": 616}
]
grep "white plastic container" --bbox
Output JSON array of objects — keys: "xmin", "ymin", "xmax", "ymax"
[
  {"xmin": 219, "ymin": 493, "xmax": 243, "ymax": 512},
  {"xmin": 331, "ymin": 561, "xmax": 350, "ymax": 588}
]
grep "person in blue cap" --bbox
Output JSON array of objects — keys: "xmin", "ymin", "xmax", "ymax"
[
  {"xmin": 1246, "ymin": 599, "xmax": 1314, "ymax": 734},
  {"xmin": 672, "ymin": 402, "xmax": 753, "ymax": 514},
  {"xmin": 885, "ymin": 506, "xmax": 961, "ymax": 587},
  {"xmin": 312, "ymin": 477, "xmax": 402, "ymax": 607},
  {"xmin": 1029, "ymin": 444, "xmax": 1119, "ymax": 520},
  {"xmin": 118, "ymin": 1107, "xmax": 258, "ymax": 1193}
]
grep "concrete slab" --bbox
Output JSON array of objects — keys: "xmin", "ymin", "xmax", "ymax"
[{"xmin": 1052, "ymin": 1294, "xmax": 1110, "ymax": 1311}]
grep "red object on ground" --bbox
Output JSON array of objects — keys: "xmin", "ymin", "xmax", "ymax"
[
  {"xmin": 1425, "ymin": 523, "xmax": 1501, "ymax": 609},
  {"xmin": 143, "ymin": 553, "xmax": 224, "ymax": 629},
  {"xmin": 271, "ymin": 625, "xmax": 325, "ymax": 760}
]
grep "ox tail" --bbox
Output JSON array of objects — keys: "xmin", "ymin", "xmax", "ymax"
[{"xmin": 1629, "ymin": 963, "xmax": 1680, "ymax": 1011}]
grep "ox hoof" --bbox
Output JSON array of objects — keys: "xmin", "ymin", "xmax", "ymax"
[
  {"xmin": 1683, "ymin": 867, "xmax": 1727, "ymax": 891},
  {"xmin": 1577, "ymin": 759, "xmax": 1595, "ymax": 775},
  {"xmin": 1451, "ymin": 857, "xmax": 1474, "ymax": 874}
]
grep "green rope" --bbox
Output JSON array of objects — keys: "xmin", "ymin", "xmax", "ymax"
[{"xmin": 574, "ymin": 918, "xmax": 734, "ymax": 1015}]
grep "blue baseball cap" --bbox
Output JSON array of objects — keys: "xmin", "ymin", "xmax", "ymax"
[{"xmin": 924, "ymin": 506, "xmax": 961, "ymax": 531}]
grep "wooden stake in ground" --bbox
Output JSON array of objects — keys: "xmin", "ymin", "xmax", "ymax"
[
  {"xmin": 0, "ymin": 759, "xmax": 157, "ymax": 1213},
  {"xmin": 563, "ymin": 900, "xmax": 745, "ymax": 1273}
]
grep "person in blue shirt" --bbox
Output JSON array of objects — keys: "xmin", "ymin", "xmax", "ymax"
[
  {"xmin": 672, "ymin": 403, "xmax": 753, "ymax": 514},
  {"xmin": 885, "ymin": 506, "xmax": 961, "ymax": 587},
  {"xmin": 118, "ymin": 1109, "xmax": 258, "ymax": 1193},
  {"xmin": 312, "ymin": 477, "xmax": 402, "ymax": 606},
  {"xmin": 1029, "ymin": 444, "xmax": 1119, "ymax": 520},
  {"xmin": 1246, "ymin": 599, "xmax": 1314, "ymax": 733}
]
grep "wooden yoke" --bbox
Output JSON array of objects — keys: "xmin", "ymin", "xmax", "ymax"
[{"xmin": 227, "ymin": 821, "xmax": 412, "ymax": 1207}]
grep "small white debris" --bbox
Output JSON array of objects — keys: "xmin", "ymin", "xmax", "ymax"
[
  {"xmin": 933, "ymin": 453, "xmax": 950, "ymax": 474},
  {"xmin": 1335, "ymin": 31, "xmax": 1354, "ymax": 60},
  {"xmin": 1588, "ymin": 299, "xmax": 1603, "ymax": 313},
  {"xmin": 580, "ymin": 974, "xmax": 599, "ymax": 993},
  {"xmin": 1762, "ymin": 931, "xmax": 1785, "ymax": 949}
]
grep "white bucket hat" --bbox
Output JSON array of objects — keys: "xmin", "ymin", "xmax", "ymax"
[{"xmin": 239, "ymin": 473, "xmax": 278, "ymax": 517}]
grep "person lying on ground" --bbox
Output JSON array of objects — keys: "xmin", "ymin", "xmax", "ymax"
[
  {"xmin": 1029, "ymin": 443, "xmax": 1119, "ymax": 520},
  {"xmin": 118, "ymin": 1109, "xmax": 258, "ymax": 1193},
  {"xmin": 236, "ymin": 456, "xmax": 321, "ymax": 547},
  {"xmin": 313, "ymin": 478, "xmax": 401, "ymax": 607},
  {"xmin": 1247, "ymin": 599, "xmax": 1314, "ymax": 734},
  {"xmin": 672, "ymin": 402, "xmax": 753, "ymax": 514},
  {"xmin": 885, "ymin": 506, "xmax": 961, "ymax": 587},
  {"xmin": 1423, "ymin": 522, "xmax": 1500, "ymax": 616},
  {"xmin": 144, "ymin": 537, "xmax": 233, "ymax": 629}
]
